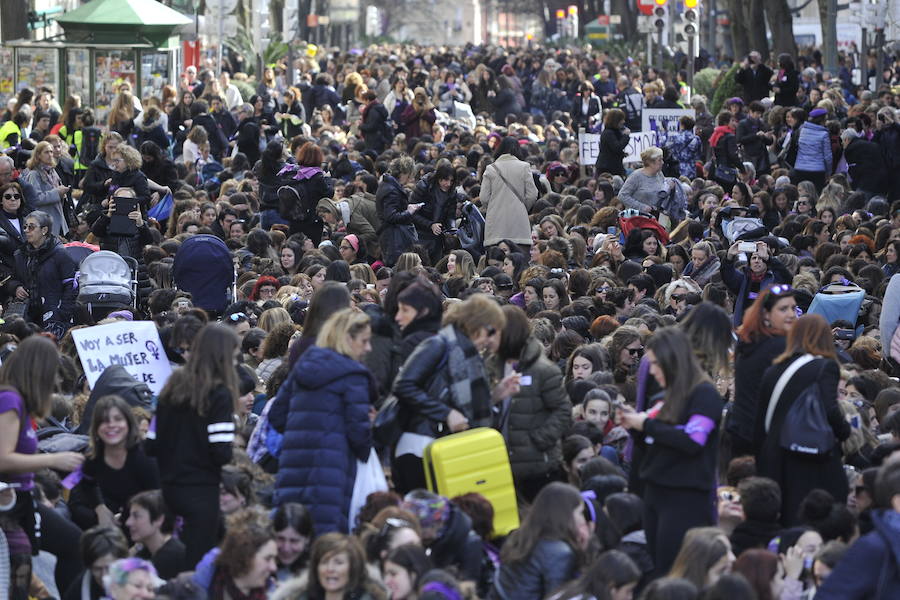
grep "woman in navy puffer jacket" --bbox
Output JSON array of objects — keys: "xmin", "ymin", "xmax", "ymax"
[{"xmin": 271, "ymin": 308, "xmax": 375, "ymax": 535}]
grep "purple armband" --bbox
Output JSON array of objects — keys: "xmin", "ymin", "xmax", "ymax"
[
  {"xmin": 61, "ymin": 465, "xmax": 83, "ymax": 489},
  {"xmin": 682, "ymin": 414, "xmax": 716, "ymax": 446}
]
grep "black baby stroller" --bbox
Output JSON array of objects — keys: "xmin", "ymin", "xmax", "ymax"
[
  {"xmin": 173, "ymin": 234, "xmax": 236, "ymax": 316},
  {"xmin": 77, "ymin": 250, "xmax": 138, "ymax": 321}
]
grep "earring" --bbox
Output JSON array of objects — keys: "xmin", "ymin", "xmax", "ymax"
[{"xmin": 764, "ymin": 319, "xmax": 771, "ymax": 327}]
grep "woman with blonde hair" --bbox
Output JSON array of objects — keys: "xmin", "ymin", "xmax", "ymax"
[
  {"xmin": 350, "ymin": 262, "xmax": 377, "ymax": 285},
  {"xmin": 80, "ymin": 131, "xmax": 125, "ymax": 212},
  {"xmin": 394, "ymin": 251, "xmax": 423, "ymax": 273},
  {"xmin": 107, "ymin": 90, "xmax": 135, "ymax": 139},
  {"xmin": 436, "ymin": 249, "xmax": 476, "ymax": 284},
  {"xmin": 258, "ymin": 306, "xmax": 292, "ymax": 332},
  {"xmin": 182, "ymin": 124, "xmax": 208, "ymax": 166},
  {"xmin": 273, "ymin": 308, "xmax": 375, "ymax": 534},
  {"xmin": 21, "ymin": 140, "xmax": 70, "ymax": 235},
  {"xmin": 617, "ymin": 146, "xmax": 671, "ymax": 215}
]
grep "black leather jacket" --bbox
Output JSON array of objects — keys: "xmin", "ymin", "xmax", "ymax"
[{"xmin": 392, "ymin": 331, "xmax": 454, "ymax": 438}]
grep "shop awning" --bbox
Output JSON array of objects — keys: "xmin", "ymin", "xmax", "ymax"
[{"xmin": 55, "ymin": 0, "xmax": 192, "ymax": 46}]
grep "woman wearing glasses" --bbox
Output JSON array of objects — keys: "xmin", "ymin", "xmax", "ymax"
[
  {"xmin": 608, "ymin": 326, "xmax": 644, "ymax": 384},
  {"xmin": 0, "ymin": 182, "xmax": 27, "ymax": 294},
  {"xmin": 727, "ymin": 285, "xmax": 798, "ymax": 459},
  {"xmin": 8, "ymin": 210, "xmax": 77, "ymax": 337},
  {"xmin": 617, "ymin": 327, "xmax": 724, "ymax": 577}
]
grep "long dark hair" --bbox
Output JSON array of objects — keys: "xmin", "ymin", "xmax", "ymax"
[
  {"xmin": 260, "ymin": 140, "xmax": 284, "ymax": 178},
  {"xmin": 500, "ymin": 482, "xmax": 585, "ymax": 566},
  {"xmin": 0, "ymin": 335, "xmax": 58, "ymax": 418},
  {"xmin": 649, "ymin": 327, "xmax": 710, "ymax": 424},
  {"xmin": 553, "ymin": 550, "xmax": 641, "ymax": 600},
  {"xmin": 497, "ymin": 304, "xmax": 531, "ymax": 361},
  {"xmin": 679, "ymin": 302, "xmax": 733, "ymax": 378},
  {"xmin": 293, "ymin": 281, "xmax": 352, "ymax": 359},
  {"xmin": 157, "ymin": 324, "xmax": 239, "ymax": 416}
]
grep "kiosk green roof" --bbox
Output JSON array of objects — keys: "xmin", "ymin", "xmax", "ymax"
[{"xmin": 55, "ymin": 0, "xmax": 191, "ymax": 46}]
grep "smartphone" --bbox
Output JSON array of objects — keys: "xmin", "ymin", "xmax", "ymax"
[
  {"xmin": 607, "ymin": 226, "xmax": 617, "ymax": 235},
  {"xmin": 738, "ymin": 241, "xmax": 757, "ymax": 253},
  {"xmin": 835, "ymin": 328, "xmax": 856, "ymax": 341},
  {"xmin": 850, "ymin": 415, "xmax": 861, "ymax": 429}
]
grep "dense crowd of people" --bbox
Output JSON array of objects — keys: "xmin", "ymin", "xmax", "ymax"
[{"xmin": 0, "ymin": 39, "xmax": 900, "ymax": 600}]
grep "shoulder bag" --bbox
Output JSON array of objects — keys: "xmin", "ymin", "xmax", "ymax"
[{"xmin": 490, "ymin": 163, "xmax": 527, "ymax": 205}]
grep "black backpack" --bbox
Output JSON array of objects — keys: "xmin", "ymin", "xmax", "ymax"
[
  {"xmin": 79, "ymin": 126, "xmax": 102, "ymax": 166},
  {"xmin": 277, "ymin": 183, "xmax": 313, "ymax": 222},
  {"xmin": 765, "ymin": 355, "xmax": 835, "ymax": 456}
]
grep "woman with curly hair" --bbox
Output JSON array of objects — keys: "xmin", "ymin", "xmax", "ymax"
[{"xmin": 207, "ymin": 507, "xmax": 277, "ymax": 600}]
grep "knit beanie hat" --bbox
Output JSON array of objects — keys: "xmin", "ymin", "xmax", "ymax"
[{"xmin": 402, "ymin": 491, "xmax": 451, "ymax": 533}]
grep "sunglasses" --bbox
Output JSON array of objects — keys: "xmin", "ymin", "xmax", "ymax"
[
  {"xmin": 228, "ymin": 312, "xmax": 248, "ymax": 322},
  {"xmin": 486, "ymin": 326, "xmax": 497, "ymax": 337},
  {"xmin": 670, "ymin": 294, "xmax": 686, "ymax": 302},
  {"xmin": 24, "ymin": 223, "xmax": 41, "ymax": 231},
  {"xmin": 380, "ymin": 517, "xmax": 415, "ymax": 537},
  {"xmin": 769, "ymin": 284, "xmax": 793, "ymax": 296},
  {"xmin": 2, "ymin": 193, "xmax": 21, "ymax": 200},
  {"xmin": 627, "ymin": 346, "xmax": 644, "ymax": 356}
]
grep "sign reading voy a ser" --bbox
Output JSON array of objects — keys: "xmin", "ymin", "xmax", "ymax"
[{"xmin": 72, "ymin": 320, "xmax": 172, "ymax": 394}]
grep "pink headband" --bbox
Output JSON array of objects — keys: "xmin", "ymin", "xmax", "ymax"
[{"xmin": 345, "ymin": 234, "xmax": 359, "ymax": 253}]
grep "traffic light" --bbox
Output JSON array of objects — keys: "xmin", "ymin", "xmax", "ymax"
[
  {"xmin": 684, "ymin": 9, "xmax": 698, "ymax": 36},
  {"xmin": 684, "ymin": 0, "xmax": 698, "ymax": 7},
  {"xmin": 684, "ymin": 7, "xmax": 699, "ymax": 56},
  {"xmin": 654, "ymin": 5, "xmax": 666, "ymax": 30},
  {"xmin": 654, "ymin": 0, "xmax": 667, "ymax": 5}
]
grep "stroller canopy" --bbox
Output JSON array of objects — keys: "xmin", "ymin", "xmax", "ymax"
[
  {"xmin": 173, "ymin": 234, "xmax": 234, "ymax": 313},
  {"xmin": 77, "ymin": 250, "xmax": 136, "ymax": 309}
]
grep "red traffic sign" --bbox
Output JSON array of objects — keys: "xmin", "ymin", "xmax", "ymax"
[{"xmin": 637, "ymin": 0, "xmax": 655, "ymax": 16}]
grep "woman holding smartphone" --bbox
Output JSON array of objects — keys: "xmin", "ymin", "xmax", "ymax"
[{"xmin": 617, "ymin": 327, "xmax": 724, "ymax": 577}]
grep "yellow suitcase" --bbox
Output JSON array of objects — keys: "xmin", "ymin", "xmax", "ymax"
[{"xmin": 423, "ymin": 427, "xmax": 519, "ymax": 537}]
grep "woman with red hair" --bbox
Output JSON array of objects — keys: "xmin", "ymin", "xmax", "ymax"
[
  {"xmin": 279, "ymin": 141, "xmax": 331, "ymax": 245},
  {"xmin": 726, "ymin": 285, "xmax": 798, "ymax": 458},
  {"xmin": 250, "ymin": 275, "xmax": 281, "ymax": 303},
  {"xmin": 755, "ymin": 314, "xmax": 851, "ymax": 526}
]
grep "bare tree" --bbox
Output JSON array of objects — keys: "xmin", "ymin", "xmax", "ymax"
[{"xmin": 765, "ymin": 0, "xmax": 798, "ymax": 58}]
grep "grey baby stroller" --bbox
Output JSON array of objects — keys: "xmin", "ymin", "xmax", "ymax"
[{"xmin": 77, "ymin": 250, "xmax": 138, "ymax": 321}]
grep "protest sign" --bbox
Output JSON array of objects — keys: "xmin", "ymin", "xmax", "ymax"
[
  {"xmin": 642, "ymin": 108, "xmax": 696, "ymax": 138},
  {"xmin": 579, "ymin": 130, "xmax": 660, "ymax": 165},
  {"xmin": 72, "ymin": 320, "xmax": 172, "ymax": 395}
]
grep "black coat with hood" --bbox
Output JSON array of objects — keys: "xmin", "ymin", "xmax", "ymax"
[
  {"xmin": 427, "ymin": 504, "xmax": 484, "ymax": 584},
  {"xmin": 359, "ymin": 101, "xmax": 390, "ymax": 153},
  {"xmin": 11, "ymin": 235, "xmax": 77, "ymax": 333},
  {"xmin": 376, "ymin": 174, "xmax": 416, "ymax": 266},
  {"xmin": 134, "ymin": 114, "xmax": 169, "ymax": 151}
]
